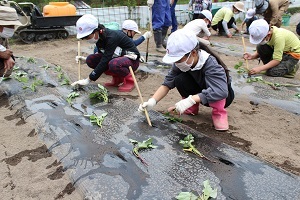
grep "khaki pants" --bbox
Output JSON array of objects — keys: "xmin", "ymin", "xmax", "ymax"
[{"xmin": 0, "ymin": 59, "xmax": 13, "ymax": 77}]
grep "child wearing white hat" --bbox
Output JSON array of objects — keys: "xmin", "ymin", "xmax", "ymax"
[
  {"xmin": 244, "ymin": 19, "xmax": 300, "ymax": 78},
  {"xmin": 0, "ymin": 6, "xmax": 22, "ymax": 78},
  {"xmin": 241, "ymin": 9, "xmax": 258, "ymax": 34},
  {"xmin": 138, "ymin": 29, "xmax": 234, "ymax": 131}
]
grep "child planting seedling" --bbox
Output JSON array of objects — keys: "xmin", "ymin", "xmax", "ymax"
[
  {"xmin": 179, "ymin": 134, "xmax": 214, "ymax": 162},
  {"xmin": 176, "ymin": 180, "xmax": 217, "ymax": 200},
  {"xmin": 129, "ymin": 138, "xmax": 157, "ymax": 166}
]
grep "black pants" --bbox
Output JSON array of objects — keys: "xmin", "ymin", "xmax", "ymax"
[
  {"xmin": 173, "ymin": 73, "xmax": 234, "ymax": 108},
  {"xmin": 212, "ymin": 17, "xmax": 235, "ymax": 33},
  {"xmin": 257, "ymin": 44, "xmax": 299, "ymax": 77}
]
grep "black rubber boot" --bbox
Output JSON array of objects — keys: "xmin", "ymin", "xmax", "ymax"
[
  {"xmin": 153, "ymin": 30, "xmax": 166, "ymax": 53},
  {"xmin": 162, "ymin": 26, "xmax": 169, "ymax": 49}
]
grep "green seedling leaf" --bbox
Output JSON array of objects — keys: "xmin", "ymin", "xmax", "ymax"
[
  {"xmin": 201, "ymin": 180, "xmax": 217, "ymax": 200},
  {"xmin": 84, "ymin": 112, "xmax": 107, "ymax": 128},
  {"xmin": 176, "ymin": 192, "xmax": 198, "ymax": 200},
  {"xmin": 14, "ymin": 71, "xmax": 28, "ymax": 83},
  {"xmin": 27, "ymin": 57, "xmax": 36, "ymax": 63},
  {"xmin": 13, "ymin": 66, "xmax": 19, "ymax": 71},
  {"xmin": 2, "ymin": 77, "xmax": 11, "ymax": 81},
  {"xmin": 163, "ymin": 112, "xmax": 182, "ymax": 123},
  {"xmin": 57, "ymin": 72, "xmax": 64, "ymax": 80},
  {"xmin": 60, "ymin": 78, "xmax": 70, "ymax": 86},
  {"xmin": 23, "ymin": 77, "xmax": 43, "ymax": 92},
  {"xmin": 40, "ymin": 64, "xmax": 50, "ymax": 70},
  {"xmin": 89, "ymin": 84, "xmax": 109, "ymax": 103},
  {"xmin": 54, "ymin": 65, "xmax": 62, "ymax": 72},
  {"xmin": 179, "ymin": 134, "xmax": 214, "ymax": 162},
  {"xmin": 295, "ymin": 93, "xmax": 300, "ymax": 99},
  {"xmin": 129, "ymin": 138, "xmax": 157, "ymax": 166},
  {"xmin": 66, "ymin": 92, "xmax": 79, "ymax": 104}
]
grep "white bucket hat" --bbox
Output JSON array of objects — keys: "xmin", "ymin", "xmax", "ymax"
[
  {"xmin": 233, "ymin": 2, "xmax": 245, "ymax": 13},
  {"xmin": 249, "ymin": 19, "xmax": 269, "ymax": 44},
  {"xmin": 201, "ymin": 10, "xmax": 212, "ymax": 23},
  {"xmin": 122, "ymin": 20, "xmax": 141, "ymax": 34},
  {"xmin": 246, "ymin": 9, "xmax": 256, "ymax": 19},
  {"xmin": 0, "ymin": 6, "xmax": 22, "ymax": 26},
  {"xmin": 162, "ymin": 29, "xmax": 198, "ymax": 64},
  {"xmin": 76, "ymin": 14, "xmax": 98, "ymax": 39},
  {"xmin": 255, "ymin": 0, "xmax": 269, "ymax": 14}
]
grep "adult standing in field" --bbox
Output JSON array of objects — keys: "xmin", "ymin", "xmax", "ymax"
[
  {"xmin": 147, "ymin": 0, "xmax": 172, "ymax": 53},
  {"xmin": 170, "ymin": 0, "xmax": 178, "ymax": 33},
  {"xmin": 211, "ymin": 2, "xmax": 245, "ymax": 38},
  {"xmin": 71, "ymin": 14, "xmax": 140, "ymax": 92},
  {"xmin": 0, "ymin": 6, "xmax": 22, "ymax": 78},
  {"xmin": 255, "ymin": 0, "xmax": 289, "ymax": 27},
  {"xmin": 139, "ymin": 29, "xmax": 234, "ymax": 131},
  {"xmin": 244, "ymin": 19, "xmax": 300, "ymax": 78}
]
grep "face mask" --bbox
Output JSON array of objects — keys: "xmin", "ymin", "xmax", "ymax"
[
  {"xmin": 175, "ymin": 53, "xmax": 194, "ymax": 72},
  {"xmin": 127, "ymin": 31, "xmax": 133, "ymax": 38},
  {"xmin": 0, "ymin": 27, "xmax": 15, "ymax": 38},
  {"xmin": 87, "ymin": 33, "xmax": 98, "ymax": 44},
  {"xmin": 259, "ymin": 36, "xmax": 269, "ymax": 45}
]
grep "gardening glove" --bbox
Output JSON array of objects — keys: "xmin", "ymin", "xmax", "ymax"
[
  {"xmin": 139, "ymin": 56, "xmax": 145, "ymax": 63},
  {"xmin": 75, "ymin": 56, "xmax": 86, "ymax": 63},
  {"xmin": 71, "ymin": 78, "xmax": 90, "ymax": 86},
  {"xmin": 138, "ymin": 98, "xmax": 156, "ymax": 112},
  {"xmin": 0, "ymin": 45, "xmax": 6, "ymax": 52},
  {"xmin": 143, "ymin": 31, "xmax": 152, "ymax": 40},
  {"xmin": 175, "ymin": 95, "xmax": 196, "ymax": 114},
  {"xmin": 124, "ymin": 53, "xmax": 138, "ymax": 60},
  {"xmin": 147, "ymin": 0, "xmax": 154, "ymax": 7}
]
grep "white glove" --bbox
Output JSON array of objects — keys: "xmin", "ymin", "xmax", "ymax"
[
  {"xmin": 71, "ymin": 78, "xmax": 91, "ymax": 86},
  {"xmin": 138, "ymin": 98, "xmax": 156, "ymax": 112},
  {"xmin": 0, "ymin": 45, "xmax": 6, "ymax": 52},
  {"xmin": 75, "ymin": 56, "xmax": 86, "ymax": 63},
  {"xmin": 124, "ymin": 54, "xmax": 138, "ymax": 60},
  {"xmin": 175, "ymin": 95, "xmax": 196, "ymax": 114},
  {"xmin": 147, "ymin": 0, "xmax": 154, "ymax": 7},
  {"xmin": 139, "ymin": 56, "xmax": 145, "ymax": 63},
  {"xmin": 143, "ymin": 31, "xmax": 152, "ymax": 40}
]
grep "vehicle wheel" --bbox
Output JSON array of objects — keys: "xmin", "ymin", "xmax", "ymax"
[
  {"xmin": 35, "ymin": 34, "xmax": 45, "ymax": 42},
  {"xmin": 46, "ymin": 33, "xmax": 56, "ymax": 40},
  {"xmin": 57, "ymin": 31, "xmax": 69, "ymax": 39},
  {"xmin": 19, "ymin": 32, "xmax": 35, "ymax": 44}
]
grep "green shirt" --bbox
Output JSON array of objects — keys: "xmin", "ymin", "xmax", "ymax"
[
  {"xmin": 211, "ymin": 7, "xmax": 233, "ymax": 26},
  {"xmin": 267, "ymin": 26, "xmax": 300, "ymax": 61}
]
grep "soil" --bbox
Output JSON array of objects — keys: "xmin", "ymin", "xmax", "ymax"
[{"xmin": 1, "ymin": 28, "xmax": 299, "ymax": 199}]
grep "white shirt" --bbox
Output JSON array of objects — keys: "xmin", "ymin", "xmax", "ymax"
[{"xmin": 183, "ymin": 19, "xmax": 211, "ymax": 37}]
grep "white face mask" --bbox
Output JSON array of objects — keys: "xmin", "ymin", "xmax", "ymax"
[
  {"xmin": 175, "ymin": 52, "xmax": 194, "ymax": 72},
  {"xmin": 87, "ymin": 33, "xmax": 98, "ymax": 44},
  {"xmin": 0, "ymin": 27, "xmax": 15, "ymax": 38}
]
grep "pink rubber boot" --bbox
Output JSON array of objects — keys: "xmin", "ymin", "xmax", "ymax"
[
  {"xmin": 209, "ymin": 99, "xmax": 229, "ymax": 131},
  {"xmin": 104, "ymin": 70, "xmax": 123, "ymax": 87},
  {"xmin": 118, "ymin": 74, "xmax": 135, "ymax": 92},
  {"xmin": 184, "ymin": 102, "xmax": 199, "ymax": 115}
]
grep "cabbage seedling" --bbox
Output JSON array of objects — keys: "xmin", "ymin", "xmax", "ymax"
[
  {"xmin": 23, "ymin": 77, "xmax": 43, "ymax": 92},
  {"xmin": 176, "ymin": 180, "xmax": 217, "ymax": 200},
  {"xmin": 84, "ymin": 112, "xmax": 107, "ymax": 128},
  {"xmin": 27, "ymin": 57, "xmax": 36, "ymax": 63},
  {"xmin": 179, "ymin": 134, "xmax": 214, "ymax": 162},
  {"xmin": 89, "ymin": 84, "xmax": 109, "ymax": 103},
  {"xmin": 66, "ymin": 92, "xmax": 79, "ymax": 104},
  {"xmin": 129, "ymin": 138, "xmax": 157, "ymax": 166}
]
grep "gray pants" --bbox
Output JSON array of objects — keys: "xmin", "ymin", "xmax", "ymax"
[{"xmin": 257, "ymin": 44, "xmax": 299, "ymax": 77}]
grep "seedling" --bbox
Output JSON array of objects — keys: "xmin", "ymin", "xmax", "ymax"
[
  {"xmin": 129, "ymin": 138, "xmax": 157, "ymax": 166},
  {"xmin": 13, "ymin": 66, "xmax": 19, "ymax": 71},
  {"xmin": 179, "ymin": 134, "xmax": 214, "ymax": 162},
  {"xmin": 89, "ymin": 84, "xmax": 109, "ymax": 103},
  {"xmin": 234, "ymin": 61, "xmax": 249, "ymax": 74},
  {"xmin": 163, "ymin": 112, "xmax": 182, "ymax": 123},
  {"xmin": 2, "ymin": 77, "xmax": 11, "ymax": 81},
  {"xmin": 247, "ymin": 76, "xmax": 300, "ymax": 89},
  {"xmin": 14, "ymin": 71, "xmax": 28, "ymax": 83},
  {"xmin": 40, "ymin": 64, "xmax": 50, "ymax": 70},
  {"xmin": 176, "ymin": 180, "xmax": 217, "ymax": 200},
  {"xmin": 84, "ymin": 112, "xmax": 107, "ymax": 128},
  {"xmin": 23, "ymin": 77, "xmax": 43, "ymax": 92},
  {"xmin": 295, "ymin": 93, "xmax": 300, "ymax": 99},
  {"xmin": 27, "ymin": 57, "xmax": 36, "ymax": 63},
  {"xmin": 60, "ymin": 76, "xmax": 70, "ymax": 86},
  {"xmin": 54, "ymin": 65, "xmax": 62, "ymax": 72},
  {"xmin": 66, "ymin": 91, "xmax": 79, "ymax": 104}
]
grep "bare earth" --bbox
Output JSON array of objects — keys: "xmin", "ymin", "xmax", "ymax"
[{"xmin": 1, "ymin": 31, "xmax": 299, "ymax": 199}]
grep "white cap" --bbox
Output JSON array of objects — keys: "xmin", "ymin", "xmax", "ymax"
[
  {"xmin": 122, "ymin": 20, "xmax": 141, "ymax": 34},
  {"xmin": 162, "ymin": 29, "xmax": 198, "ymax": 64},
  {"xmin": 76, "ymin": 14, "xmax": 98, "ymax": 39},
  {"xmin": 201, "ymin": 10, "xmax": 212, "ymax": 23},
  {"xmin": 249, "ymin": 19, "xmax": 269, "ymax": 44},
  {"xmin": 246, "ymin": 9, "xmax": 255, "ymax": 19}
]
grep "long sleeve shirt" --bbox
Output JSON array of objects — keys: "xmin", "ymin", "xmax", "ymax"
[
  {"xmin": 263, "ymin": 0, "xmax": 289, "ymax": 27},
  {"xmin": 162, "ymin": 52, "xmax": 228, "ymax": 105},
  {"xmin": 183, "ymin": 19, "xmax": 211, "ymax": 37},
  {"xmin": 89, "ymin": 28, "xmax": 140, "ymax": 81}
]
